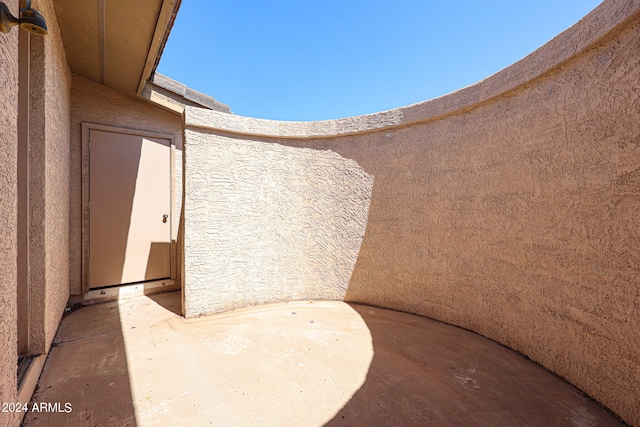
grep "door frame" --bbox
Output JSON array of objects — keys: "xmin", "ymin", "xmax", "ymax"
[{"xmin": 81, "ymin": 122, "xmax": 176, "ymax": 294}]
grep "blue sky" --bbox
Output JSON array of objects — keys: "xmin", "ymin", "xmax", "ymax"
[{"xmin": 157, "ymin": 1, "xmax": 602, "ymax": 121}]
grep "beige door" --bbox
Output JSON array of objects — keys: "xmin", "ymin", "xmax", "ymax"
[{"xmin": 89, "ymin": 129, "xmax": 171, "ymax": 289}]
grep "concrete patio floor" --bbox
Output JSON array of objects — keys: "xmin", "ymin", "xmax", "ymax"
[{"xmin": 22, "ymin": 291, "xmax": 624, "ymax": 426}]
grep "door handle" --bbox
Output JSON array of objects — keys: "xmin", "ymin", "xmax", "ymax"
[{"xmin": 163, "ymin": 214, "xmax": 168, "ymax": 223}]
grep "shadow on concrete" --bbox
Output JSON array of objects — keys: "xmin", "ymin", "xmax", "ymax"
[
  {"xmin": 22, "ymin": 301, "xmax": 137, "ymax": 426},
  {"xmin": 325, "ymin": 304, "xmax": 626, "ymax": 427},
  {"xmin": 22, "ymin": 294, "xmax": 626, "ymax": 426},
  {"xmin": 145, "ymin": 291, "xmax": 181, "ymax": 316}
]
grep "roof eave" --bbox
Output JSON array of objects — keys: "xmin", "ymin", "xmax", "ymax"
[{"xmin": 136, "ymin": 0, "xmax": 182, "ymax": 96}]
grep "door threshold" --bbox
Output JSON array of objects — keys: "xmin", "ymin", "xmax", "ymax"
[{"xmin": 69, "ymin": 279, "xmax": 179, "ymax": 306}]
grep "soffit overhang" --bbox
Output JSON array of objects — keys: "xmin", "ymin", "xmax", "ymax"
[{"xmin": 53, "ymin": 0, "xmax": 180, "ymax": 97}]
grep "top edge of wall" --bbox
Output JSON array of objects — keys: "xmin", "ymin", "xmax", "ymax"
[{"xmin": 184, "ymin": 0, "xmax": 640, "ymax": 139}]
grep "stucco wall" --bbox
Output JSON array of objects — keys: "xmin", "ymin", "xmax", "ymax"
[
  {"xmin": 1, "ymin": 0, "xmax": 72, "ymax": 422},
  {"xmin": 37, "ymin": 0, "xmax": 71, "ymax": 354},
  {"xmin": 183, "ymin": 0, "xmax": 640, "ymax": 424},
  {"xmin": 0, "ymin": 1, "xmax": 20, "ymax": 425},
  {"xmin": 69, "ymin": 75, "xmax": 183, "ymax": 295},
  {"xmin": 183, "ymin": 132, "xmax": 373, "ymax": 316},
  {"xmin": 25, "ymin": 0, "xmax": 71, "ymax": 356}
]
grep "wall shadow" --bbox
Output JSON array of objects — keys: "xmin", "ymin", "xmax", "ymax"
[
  {"xmin": 325, "ymin": 304, "xmax": 626, "ymax": 426},
  {"xmin": 22, "ymin": 300, "xmax": 137, "ymax": 426},
  {"xmin": 145, "ymin": 291, "xmax": 182, "ymax": 316}
]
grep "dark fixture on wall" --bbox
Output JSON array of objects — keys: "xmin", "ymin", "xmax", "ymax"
[{"xmin": 0, "ymin": 0, "xmax": 47, "ymax": 35}]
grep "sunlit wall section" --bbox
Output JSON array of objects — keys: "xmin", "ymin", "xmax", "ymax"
[
  {"xmin": 183, "ymin": 130, "xmax": 373, "ymax": 316},
  {"xmin": 183, "ymin": 0, "xmax": 640, "ymax": 424}
]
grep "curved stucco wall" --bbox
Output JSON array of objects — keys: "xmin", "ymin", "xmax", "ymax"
[
  {"xmin": 183, "ymin": 131, "xmax": 373, "ymax": 316},
  {"xmin": 183, "ymin": 0, "xmax": 640, "ymax": 424}
]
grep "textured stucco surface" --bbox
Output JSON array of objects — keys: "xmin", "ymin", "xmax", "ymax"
[
  {"xmin": 24, "ymin": 0, "xmax": 71, "ymax": 357},
  {"xmin": 1, "ymin": 0, "xmax": 72, "ymax": 421},
  {"xmin": 40, "ymin": 0, "xmax": 71, "ymax": 354},
  {"xmin": 186, "ymin": 107, "xmax": 403, "ymax": 138},
  {"xmin": 0, "ymin": 1, "xmax": 20, "ymax": 426},
  {"xmin": 183, "ymin": 131, "xmax": 373, "ymax": 316},
  {"xmin": 69, "ymin": 75, "xmax": 183, "ymax": 295},
  {"xmin": 28, "ymin": 32, "xmax": 47, "ymax": 356},
  {"xmin": 183, "ymin": 1, "xmax": 640, "ymax": 424}
]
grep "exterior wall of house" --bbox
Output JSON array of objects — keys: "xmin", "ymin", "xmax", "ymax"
[
  {"xmin": 29, "ymin": 0, "xmax": 72, "ymax": 355},
  {"xmin": 0, "ymin": 1, "xmax": 20, "ymax": 424},
  {"xmin": 183, "ymin": 0, "xmax": 640, "ymax": 424},
  {"xmin": 69, "ymin": 75, "xmax": 184, "ymax": 295},
  {"xmin": 0, "ymin": 0, "xmax": 71, "ymax": 423}
]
